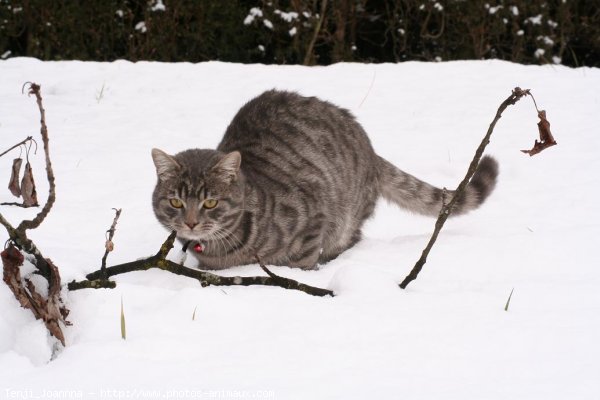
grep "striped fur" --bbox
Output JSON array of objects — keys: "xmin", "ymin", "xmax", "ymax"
[{"xmin": 152, "ymin": 90, "xmax": 498, "ymax": 270}]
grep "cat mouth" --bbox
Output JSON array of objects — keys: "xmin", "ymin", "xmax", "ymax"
[{"xmin": 177, "ymin": 224, "xmax": 214, "ymax": 241}]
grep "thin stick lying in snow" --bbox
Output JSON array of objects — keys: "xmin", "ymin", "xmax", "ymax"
[
  {"xmin": 69, "ymin": 231, "xmax": 335, "ymax": 297},
  {"xmin": 254, "ymin": 253, "xmax": 334, "ymax": 295},
  {"xmin": 399, "ymin": 87, "xmax": 531, "ymax": 290}
]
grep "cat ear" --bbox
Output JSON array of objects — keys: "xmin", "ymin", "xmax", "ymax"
[
  {"xmin": 211, "ymin": 151, "xmax": 241, "ymax": 183},
  {"xmin": 152, "ymin": 148, "xmax": 180, "ymax": 181}
]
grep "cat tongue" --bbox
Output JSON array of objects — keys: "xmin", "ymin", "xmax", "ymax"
[{"xmin": 193, "ymin": 243, "xmax": 203, "ymax": 253}]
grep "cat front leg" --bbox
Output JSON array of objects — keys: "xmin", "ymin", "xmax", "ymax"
[
  {"xmin": 287, "ymin": 227, "xmax": 324, "ymax": 270},
  {"xmin": 288, "ymin": 244, "xmax": 321, "ymax": 270}
]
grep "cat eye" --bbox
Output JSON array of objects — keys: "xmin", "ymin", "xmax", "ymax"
[
  {"xmin": 169, "ymin": 198, "xmax": 184, "ymax": 208},
  {"xmin": 203, "ymin": 199, "xmax": 218, "ymax": 209}
]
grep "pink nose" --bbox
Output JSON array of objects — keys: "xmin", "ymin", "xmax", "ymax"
[{"xmin": 185, "ymin": 222, "xmax": 198, "ymax": 229}]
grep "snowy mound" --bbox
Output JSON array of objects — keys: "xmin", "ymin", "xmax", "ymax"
[{"xmin": 0, "ymin": 58, "xmax": 599, "ymax": 398}]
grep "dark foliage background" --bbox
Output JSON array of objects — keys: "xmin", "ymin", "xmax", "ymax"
[{"xmin": 1, "ymin": 0, "xmax": 598, "ymax": 67}]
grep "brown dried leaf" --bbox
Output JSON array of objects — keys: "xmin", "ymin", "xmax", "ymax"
[
  {"xmin": 8, "ymin": 158, "xmax": 23, "ymax": 197},
  {"xmin": 20, "ymin": 161, "xmax": 38, "ymax": 206},
  {"xmin": 1, "ymin": 246, "xmax": 68, "ymax": 346},
  {"xmin": 521, "ymin": 110, "xmax": 558, "ymax": 156}
]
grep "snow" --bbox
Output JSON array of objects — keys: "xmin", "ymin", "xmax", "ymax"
[
  {"xmin": 534, "ymin": 48, "xmax": 546, "ymax": 58},
  {"xmin": 488, "ymin": 5, "xmax": 502, "ymax": 14},
  {"xmin": 538, "ymin": 36, "xmax": 554, "ymax": 46},
  {"xmin": 244, "ymin": 7, "xmax": 263, "ymax": 25},
  {"xmin": 527, "ymin": 14, "xmax": 543, "ymax": 25},
  {"xmin": 0, "ymin": 58, "xmax": 599, "ymax": 398},
  {"xmin": 274, "ymin": 10, "xmax": 299, "ymax": 23},
  {"xmin": 263, "ymin": 19, "xmax": 274, "ymax": 30},
  {"xmin": 150, "ymin": 0, "xmax": 166, "ymax": 12},
  {"xmin": 134, "ymin": 21, "xmax": 147, "ymax": 33}
]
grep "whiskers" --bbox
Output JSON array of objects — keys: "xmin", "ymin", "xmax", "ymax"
[{"xmin": 205, "ymin": 226, "xmax": 245, "ymax": 268}]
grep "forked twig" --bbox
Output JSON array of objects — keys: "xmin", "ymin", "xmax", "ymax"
[
  {"xmin": 0, "ymin": 136, "xmax": 33, "ymax": 159},
  {"xmin": 69, "ymin": 232, "xmax": 334, "ymax": 297}
]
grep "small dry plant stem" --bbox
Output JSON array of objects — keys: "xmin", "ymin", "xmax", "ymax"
[
  {"xmin": 504, "ymin": 288, "xmax": 515, "ymax": 311},
  {"xmin": 101, "ymin": 208, "xmax": 122, "ymax": 279},
  {"xmin": 400, "ymin": 87, "xmax": 530, "ymax": 289},
  {"xmin": 0, "ymin": 136, "xmax": 33, "ymax": 159},
  {"xmin": 17, "ymin": 83, "xmax": 56, "ymax": 233}
]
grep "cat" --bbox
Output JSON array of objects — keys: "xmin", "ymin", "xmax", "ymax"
[{"xmin": 152, "ymin": 90, "xmax": 498, "ymax": 270}]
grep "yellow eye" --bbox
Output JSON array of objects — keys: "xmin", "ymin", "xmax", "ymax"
[
  {"xmin": 203, "ymin": 199, "xmax": 218, "ymax": 209},
  {"xmin": 169, "ymin": 198, "xmax": 184, "ymax": 208}
]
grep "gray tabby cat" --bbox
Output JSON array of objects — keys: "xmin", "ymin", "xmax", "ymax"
[{"xmin": 152, "ymin": 90, "xmax": 498, "ymax": 270}]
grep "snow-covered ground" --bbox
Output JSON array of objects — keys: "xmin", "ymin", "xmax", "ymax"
[{"xmin": 0, "ymin": 58, "xmax": 598, "ymax": 399}]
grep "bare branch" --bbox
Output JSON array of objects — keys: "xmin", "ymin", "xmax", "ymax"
[
  {"xmin": 67, "ymin": 279, "xmax": 116, "ymax": 290},
  {"xmin": 400, "ymin": 87, "xmax": 530, "ymax": 289},
  {"xmin": 0, "ymin": 83, "xmax": 56, "ymax": 277},
  {"xmin": 100, "ymin": 208, "xmax": 122, "ymax": 279},
  {"xmin": 255, "ymin": 253, "xmax": 334, "ymax": 295},
  {"xmin": 69, "ymin": 232, "xmax": 334, "ymax": 297},
  {"xmin": 0, "ymin": 136, "xmax": 33, "ymax": 159},
  {"xmin": 0, "ymin": 202, "xmax": 38, "ymax": 208},
  {"xmin": 255, "ymin": 254, "xmax": 279, "ymax": 279},
  {"xmin": 0, "ymin": 83, "xmax": 69, "ymax": 348},
  {"xmin": 303, "ymin": 0, "xmax": 328, "ymax": 65},
  {"xmin": 17, "ymin": 83, "xmax": 56, "ymax": 232}
]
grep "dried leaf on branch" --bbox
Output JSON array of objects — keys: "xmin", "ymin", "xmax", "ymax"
[
  {"xmin": 1, "ymin": 244, "xmax": 70, "ymax": 346},
  {"xmin": 0, "ymin": 83, "xmax": 66, "ymax": 349},
  {"xmin": 400, "ymin": 86, "xmax": 558, "ymax": 290},
  {"xmin": 20, "ymin": 161, "xmax": 38, "ymax": 206},
  {"xmin": 8, "ymin": 158, "xmax": 23, "ymax": 197},
  {"xmin": 521, "ymin": 110, "xmax": 558, "ymax": 156}
]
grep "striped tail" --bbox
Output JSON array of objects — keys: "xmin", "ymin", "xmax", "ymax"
[{"xmin": 377, "ymin": 155, "xmax": 498, "ymax": 217}]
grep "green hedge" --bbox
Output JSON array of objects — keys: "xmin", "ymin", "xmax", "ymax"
[{"xmin": 1, "ymin": 0, "xmax": 598, "ymax": 67}]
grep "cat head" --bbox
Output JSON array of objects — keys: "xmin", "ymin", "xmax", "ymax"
[{"xmin": 151, "ymin": 148, "xmax": 244, "ymax": 242}]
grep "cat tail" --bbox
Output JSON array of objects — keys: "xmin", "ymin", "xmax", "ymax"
[{"xmin": 377, "ymin": 155, "xmax": 498, "ymax": 217}]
